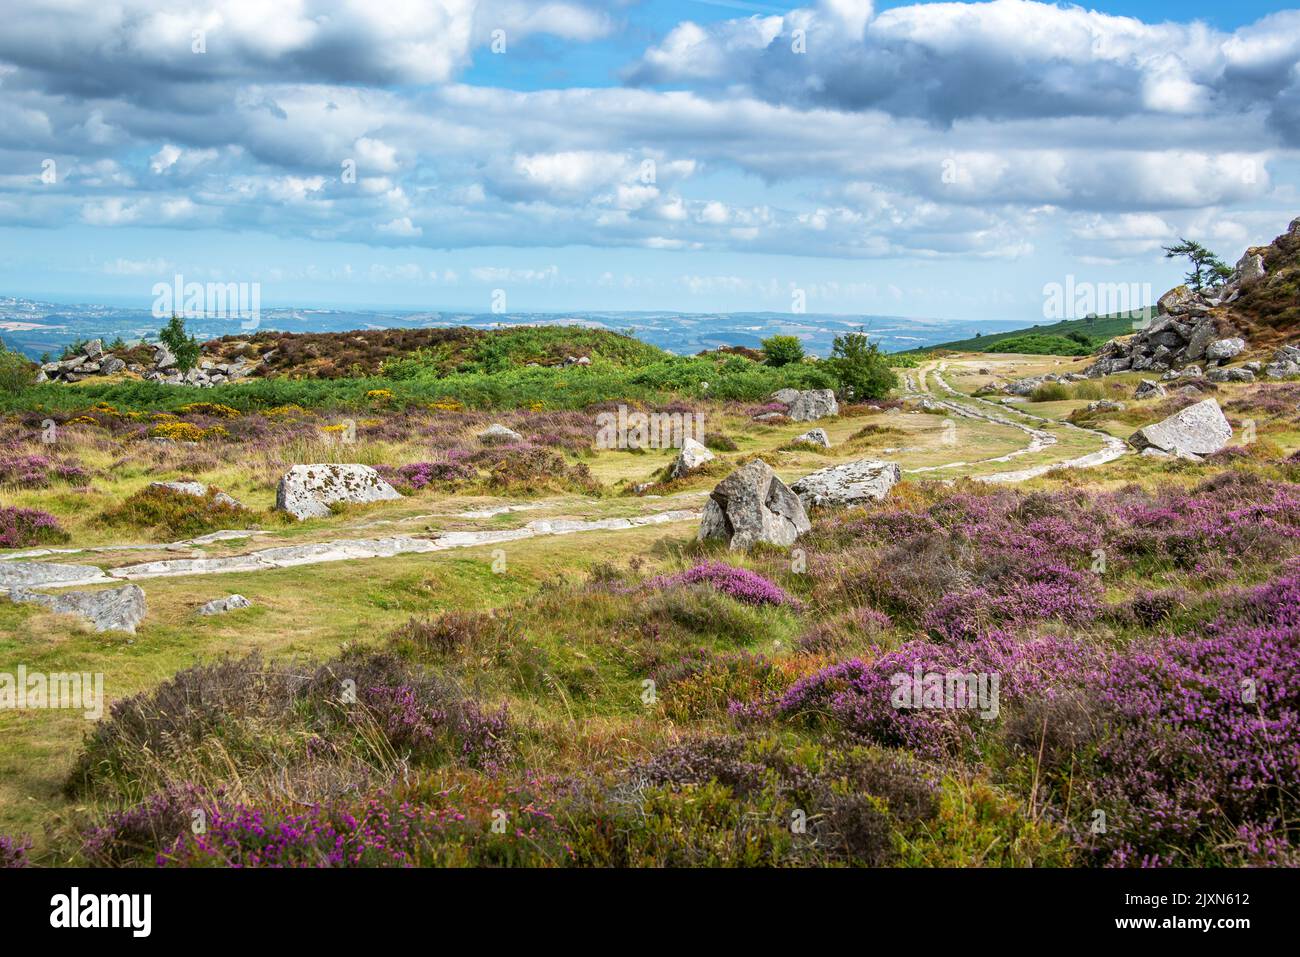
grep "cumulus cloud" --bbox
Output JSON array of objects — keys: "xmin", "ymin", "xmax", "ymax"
[
  {"xmin": 627, "ymin": 0, "xmax": 1300, "ymax": 133},
  {"xmin": 0, "ymin": 0, "xmax": 1295, "ymax": 274}
]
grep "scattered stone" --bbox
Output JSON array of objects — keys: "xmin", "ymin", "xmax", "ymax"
[
  {"xmin": 770, "ymin": 388, "xmax": 800, "ymax": 405},
  {"xmin": 792, "ymin": 428, "xmax": 831, "ymax": 448},
  {"xmin": 786, "ymin": 389, "xmax": 839, "ymax": 422},
  {"xmin": 1134, "ymin": 379, "xmax": 1166, "ymax": 400},
  {"xmin": 7, "ymin": 584, "xmax": 146, "ymax": 633},
  {"xmin": 198, "ymin": 594, "xmax": 252, "ymax": 616},
  {"xmin": 1207, "ymin": 367, "xmax": 1255, "ymax": 383},
  {"xmin": 667, "ymin": 437, "xmax": 715, "ymax": 479},
  {"xmin": 478, "ymin": 423, "xmax": 523, "ymax": 443},
  {"xmin": 790, "ymin": 460, "xmax": 900, "ymax": 509},
  {"xmin": 1205, "ymin": 337, "xmax": 1246, "ymax": 361},
  {"xmin": 1128, "ymin": 398, "xmax": 1232, "ymax": 457},
  {"xmin": 154, "ymin": 343, "xmax": 178, "ymax": 369},
  {"xmin": 697, "ymin": 459, "xmax": 810, "ymax": 549},
  {"xmin": 1265, "ymin": 346, "xmax": 1300, "ymax": 378},
  {"xmin": 1086, "ymin": 400, "xmax": 1126, "ymax": 413},
  {"xmin": 275, "ymin": 464, "xmax": 403, "ymax": 520},
  {"xmin": 147, "ymin": 481, "xmax": 243, "ymax": 509}
]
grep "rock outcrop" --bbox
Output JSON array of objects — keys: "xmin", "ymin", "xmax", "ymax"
[
  {"xmin": 697, "ymin": 459, "xmax": 810, "ymax": 549},
  {"xmin": 1084, "ymin": 220, "xmax": 1300, "ymax": 381},
  {"xmin": 1128, "ymin": 398, "xmax": 1232, "ymax": 458},
  {"xmin": 275, "ymin": 464, "xmax": 403, "ymax": 520},
  {"xmin": 7, "ymin": 584, "xmax": 146, "ymax": 633},
  {"xmin": 790, "ymin": 460, "xmax": 900, "ymax": 509},
  {"xmin": 41, "ymin": 338, "xmax": 261, "ymax": 388}
]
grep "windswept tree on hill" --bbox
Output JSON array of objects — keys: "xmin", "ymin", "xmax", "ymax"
[{"xmin": 1163, "ymin": 238, "xmax": 1232, "ymax": 293}]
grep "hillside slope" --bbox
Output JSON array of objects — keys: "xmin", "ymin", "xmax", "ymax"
[{"xmin": 910, "ymin": 312, "xmax": 1143, "ymax": 356}]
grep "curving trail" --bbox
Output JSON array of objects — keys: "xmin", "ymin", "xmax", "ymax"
[
  {"xmin": 3, "ymin": 362, "xmax": 1127, "ymax": 593},
  {"xmin": 908, "ymin": 359, "xmax": 1127, "ymax": 483}
]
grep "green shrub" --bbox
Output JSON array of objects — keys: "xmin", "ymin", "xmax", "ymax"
[
  {"xmin": 990, "ymin": 334, "xmax": 1094, "ymax": 356},
  {"xmin": 1029, "ymin": 382, "xmax": 1070, "ymax": 402},
  {"xmin": 825, "ymin": 331, "xmax": 897, "ymax": 400},
  {"xmin": 760, "ymin": 335, "xmax": 805, "ymax": 367},
  {"xmin": 99, "ymin": 486, "xmax": 258, "ymax": 538},
  {"xmin": 0, "ymin": 339, "xmax": 36, "ymax": 392}
]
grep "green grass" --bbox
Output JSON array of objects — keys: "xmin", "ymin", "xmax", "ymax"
[{"xmin": 908, "ymin": 311, "xmax": 1145, "ymax": 357}]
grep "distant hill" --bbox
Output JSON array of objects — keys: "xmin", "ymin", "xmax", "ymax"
[
  {"xmin": 0, "ymin": 297, "xmax": 1029, "ymax": 360},
  {"xmin": 905, "ymin": 311, "xmax": 1146, "ymax": 356}
]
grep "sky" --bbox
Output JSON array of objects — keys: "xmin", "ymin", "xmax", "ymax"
[{"xmin": 2, "ymin": 0, "xmax": 1300, "ymax": 324}]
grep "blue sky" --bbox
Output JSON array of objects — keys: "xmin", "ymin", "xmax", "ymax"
[{"xmin": 2, "ymin": 0, "xmax": 1300, "ymax": 323}]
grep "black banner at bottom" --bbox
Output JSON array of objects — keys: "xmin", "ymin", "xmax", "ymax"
[{"xmin": 0, "ymin": 867, "xmax": 1280, "ymax": 942}]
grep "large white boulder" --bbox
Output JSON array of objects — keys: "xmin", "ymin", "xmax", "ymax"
[
  {"xmin": 1128, "ymin": 398, "xmax": 1232, "ymax": 457},
  {"xmin": 791, "ymin": 460, "xmax": 900, "ymax": 509},
  {"xmin": 275, "ymin": 464, "xmax": 403, "ymax": 520},
  {"xmin": 667, "ymin": 437, "xmax": 715, "ymax": 479},
  {"xmin": 698, "ymin": 459, "xmax": 810, "ymax": 550},
  {"xmin": 787, "ymin": 389, "xmax": 839, "ymax": 422}
]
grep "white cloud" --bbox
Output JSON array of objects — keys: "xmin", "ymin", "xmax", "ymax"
[{"xmin": 377, "ymin": 216, "xmax": 422, "ymax": 238}]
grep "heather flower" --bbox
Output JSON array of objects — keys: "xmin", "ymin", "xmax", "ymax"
[
  {"xmin": 0, "ymin": 834, "xmax": 31, "ymax": 868},
  {"xmin": 0, "ymin": 506, "xmax": 70, "ymax": 548},
  {"xmin": 645, "ymin": 561, "xmax": 800, "ymax": 608}
]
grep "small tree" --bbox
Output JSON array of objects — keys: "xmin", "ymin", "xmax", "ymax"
[
  {"xmin": 1163, "ymin": 238, "xmax": 1232, "ymax": 293},
  {"xmin": 825, "ymin": 329, "xmax": 897, "ymax": 400},
  {"xmin": 0, "ymin": 338, "xmax": 36, "ymax": 392},
  {"xmin": 761, "ymin": 334, "xmax": 805, "ymax": 367},
  {"xmin": 159, "ymin": 315, "xmax": 201, "ymax": 372}
]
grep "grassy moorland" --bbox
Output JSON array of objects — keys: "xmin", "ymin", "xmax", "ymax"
[
  {"xmin": 1, "ymin": 334, "xmax": 1299, "ymax": 869},
  {"xmin": 910, "ymin": 312, "xmax": 1146, "ymax": 357}
]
